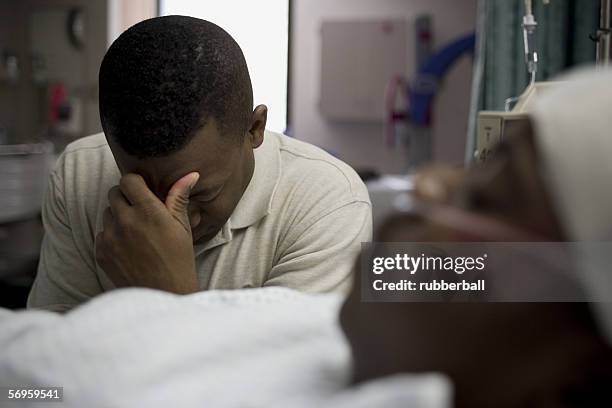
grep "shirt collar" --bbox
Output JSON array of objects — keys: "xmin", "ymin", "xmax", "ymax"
[
  {"xmin": 228, "ymin": 130, "xmax": 281, "ymax": 230},
  {"xmin": 194, "ymin": 222, "xmax": 232, "ymax": 255}
]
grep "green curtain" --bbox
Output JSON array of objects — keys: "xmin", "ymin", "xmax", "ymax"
[{"xmin": 465, "ymin": 0, "xmax": 600, "ymax": 162}]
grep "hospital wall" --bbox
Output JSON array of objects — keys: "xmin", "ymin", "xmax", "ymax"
[
  {"xmin": 290, "ymin": 0, "xmax": 477, "ymax": 173},
  {"xmin": 0, "ymin": 0, "xmax": 108, "ymax": 143},
  {"xmin": 0, "ymin": 0, "xmax": 156, "ymax": 145}
]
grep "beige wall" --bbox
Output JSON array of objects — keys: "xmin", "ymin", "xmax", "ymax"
[
  {"xmin": 120, "ymin": 0, "xmax": 156, "ymax": 30},
  {"xmin": 291, "ymin": 0, "xmax": 477, "ymax": 173}
]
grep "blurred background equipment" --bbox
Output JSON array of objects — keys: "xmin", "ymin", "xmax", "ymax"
[
  {"xmin": 0, "ymin": 143, "xmax": 53, "ymax": 308},
  {"xmin": 522, "ymin": 0, "xmax": 540, "ymax": 84},
  {"xmin": 319, "ymin": 19, "xmax": 410, "ymax": 122},
  {"xmin": 291, "ymin": 0, "xmax": 477, "ymax": 175},
  {"xmin": 385, "ymin": 31, "xmax": 475, "ymax": 170},
  {"xmin": 465, "ymin": 0, "xmax": 601, "ymax": 164},
  {"xmin": 595, "ymin": 0, "xmax": 612, "ymax": 66},
  {"xmin": 0, "ymin": 143, "xmax": 53, "ymax": 224},
  {"xmin": 474, "ymin": 81, "xmax": 558, "ymax": 163}
]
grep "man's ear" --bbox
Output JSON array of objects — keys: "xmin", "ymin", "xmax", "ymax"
[{"xmin": 247, "ymin": 104, "xmax": 267, "ymax": 149}]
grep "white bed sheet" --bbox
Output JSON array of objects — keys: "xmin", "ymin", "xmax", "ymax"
[{"xmin": 0, "ymin": 287, "xmax": 450, "ymax": 408}]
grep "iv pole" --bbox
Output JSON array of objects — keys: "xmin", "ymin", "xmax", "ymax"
[{"xmin": 596, "ymin": 0, "xmax": 611, "ymax": 67}]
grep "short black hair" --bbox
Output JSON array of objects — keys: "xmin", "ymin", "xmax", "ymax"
[{"xmin": 99, "ymin": 15, "xmax": 253, "ymax": 158}]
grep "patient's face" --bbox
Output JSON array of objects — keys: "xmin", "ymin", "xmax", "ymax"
[
  {"xmin": 109, "ymin": 119, "xmax": 255, "ymax": 244},
  {"xmin": 339, "ymin": 219, "xmax": 506, "ymax": 382},
  {"xmin": 341, "ymin": 126, "xmax": 556, "ymax": 379},
  {"xmin": 340, "ymin": 270, "xmax": 597, "ymax": 408},
  {"xmin": 338, "ymin": 213, "xmax": 601, "ymax": 408},
  {"xmin": 339, "ymin": 128, "xmax": 573, "ymax": 388}
]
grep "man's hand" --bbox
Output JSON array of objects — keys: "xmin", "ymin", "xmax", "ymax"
[{"xmin": 96, "ymin": 172, "xmax": 200, "ymax": 294}]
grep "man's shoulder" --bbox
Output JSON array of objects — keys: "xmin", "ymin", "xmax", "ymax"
[
  {"xmin": 52, "ymin": 132, "xmax": 119, "ymax": 203},
  {"xmin": 57, "ymin": 133, "xmax": 114, "ymax": 174},
  {"xmin": 270, "ymin": 131, "xmax": 370, "ymax": 204},
  {"xmin": 63, "ymin": 132, "xmax": 110, "ymax": 156}
]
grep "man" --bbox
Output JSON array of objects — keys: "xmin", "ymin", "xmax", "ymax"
[{"xmin": 28, "ymin": 16, "xmax": 372, "ymax": 312}]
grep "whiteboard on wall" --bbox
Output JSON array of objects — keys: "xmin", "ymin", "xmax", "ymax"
[{"xmin": 319, "ymin": 19, "xmax": 409, "ymax": 122}]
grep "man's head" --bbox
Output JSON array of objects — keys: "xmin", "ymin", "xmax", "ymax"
[{"xmin": 99, "ymin": 16, "xmax": 266, "ymax": 243}]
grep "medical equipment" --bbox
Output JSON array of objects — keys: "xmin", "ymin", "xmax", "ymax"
[
  {"xmin": 474, "ymin": 0, "xmax": 552, "ymax": 164},
  {"xmin": 0, "ymin": 143, "xmax": 53, "ymax": 285},
  {"xmin": 320, "ymin": 19, "xmax": 409, "ymax": 122},
  {"xmin": 0, "ymin": 143, "xmax": 53, "ymax": 223},
  {"xmin": 473, "ymin": 0, "xmax": 612, "ymax": 163},
  {"xmin": 595, "ymin": 0, "xmax": 612, "ymax": 67},
  {"xmin": 385, "ymin": 32, "xmax": 476, "ymax": 170},
  {"xmin": 522, "ymin": 0, "xmax": 540, "ymax": 83},
  {"xmin": 475, "ymin": 81, "xmax": 559, "ymax": 163},
  {"xmin": 503, "ymin": 0, "xmax": 549, "ymax": 112}
]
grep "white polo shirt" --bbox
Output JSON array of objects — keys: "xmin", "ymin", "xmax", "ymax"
[{"xmin": 28, "ymin": 131, "xmax": 372, "ymax": 312}]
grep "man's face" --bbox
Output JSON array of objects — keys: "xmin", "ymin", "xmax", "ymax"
[{"xmin": 108, "ymin": 118, "xmax": 256, "ymax": 245}]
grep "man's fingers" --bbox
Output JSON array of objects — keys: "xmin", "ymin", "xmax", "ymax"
[
  {"xmin": 102, "ymin": 207, "xmax": 114, "ymax": 230},
  {"xmin": 119, "ymin": 174, "xmax": 161, "ymax": 207},
  {"xmin": 94, "ymin": 231, "xmax": 105, "ymax": 266},
  {"xmin": 108, "ymin": 185, "xmax": 131, "ymax": 214},
  {"xmin": 165, "ymin": 172, "xmax": 199, "ymax": 230}
]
